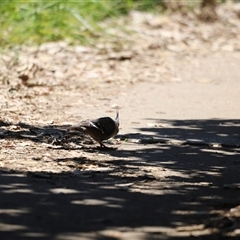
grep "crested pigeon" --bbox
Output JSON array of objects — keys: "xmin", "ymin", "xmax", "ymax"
[{"xmin": 68, "ymin": 109, "xmax": 119, "ymax": 148}]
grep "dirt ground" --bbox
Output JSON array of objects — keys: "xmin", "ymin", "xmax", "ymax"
[{"xmin": 1, "ymin": 3, "xmax": 240, "ymax": 240}]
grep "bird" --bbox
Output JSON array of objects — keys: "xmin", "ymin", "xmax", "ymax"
[{"xmin": 68, "ymin": 109, "xmax": 119, "ymax": 148}]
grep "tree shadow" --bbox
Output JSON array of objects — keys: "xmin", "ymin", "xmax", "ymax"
[
  {"xmin": 0, "ymin": 118, "xmax": 240, "ymax": 239},
  {"xmin": 0, "ymin": 120, "xmax": 86, "ymax": 148},
  {"xmin": 120, "ymin": 118, "xmax": 240, "ymax": 147}
]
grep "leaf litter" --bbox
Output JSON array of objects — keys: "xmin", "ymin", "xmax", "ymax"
[{"xmin": 0, "ymin": 1, "xmax": 240, "ymax": 173}]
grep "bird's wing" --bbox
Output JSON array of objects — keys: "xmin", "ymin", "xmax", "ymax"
[{"xmin": 88, "ymin": 120, "xmax": 103, "ymax": 132}]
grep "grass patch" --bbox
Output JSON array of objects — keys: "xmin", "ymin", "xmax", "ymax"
[{"xmin": 0, "ymin": 0, "xmax": 164, "ymax": 47}]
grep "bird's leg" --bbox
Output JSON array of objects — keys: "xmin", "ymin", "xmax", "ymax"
[
  {"xmin": 97, "ymin": 141, "xmax": 117, "ymax": 150},
  {"xmin": 100, "ymin": 142, "xmax": 106, "ymax": 148}
]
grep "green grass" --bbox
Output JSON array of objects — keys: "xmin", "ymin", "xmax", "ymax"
[
  {"xmin": 0, "ymin": 0, "xmax": 164, "ymax": 47},
  {"xmin": 0, "ymin": 0, "xmax": 236, "ymax": 48}
]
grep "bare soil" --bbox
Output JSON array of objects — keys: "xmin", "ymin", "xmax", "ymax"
[{"xmin": 1, "ymin": 3, "xmax": 240, "ymax": 240}]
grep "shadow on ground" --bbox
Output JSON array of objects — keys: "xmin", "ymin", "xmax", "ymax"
[{"xmin": 0, "ymin": 119, "xmax": 240, "ymax": 239}]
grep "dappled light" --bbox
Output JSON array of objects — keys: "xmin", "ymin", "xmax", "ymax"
[{"xmin": 1, "ymin": 116, "xmax": 240, "ymax": 239}]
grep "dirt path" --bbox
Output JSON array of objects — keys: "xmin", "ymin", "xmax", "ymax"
[
  {"xmin": 1, "ymin": 51, "xmax": 240, "ymax": 239},
  {"xmin": 1, "ymin": 4, "xmax": 240, "ymax": 239}
]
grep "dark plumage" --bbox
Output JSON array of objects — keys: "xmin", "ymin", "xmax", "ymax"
[{"xmin": 68, "ymin": 110, "xmax": 119, "ymax": 148}]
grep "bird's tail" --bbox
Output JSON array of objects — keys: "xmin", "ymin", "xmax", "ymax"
[{"xmin": 67, "ymin": 124, "xmax": 84, "ymax": 132}]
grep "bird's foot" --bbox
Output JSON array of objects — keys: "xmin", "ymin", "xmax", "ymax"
[{"xmin": 97, "ymin": 143, "xmax": 117, "ymax": 150}]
